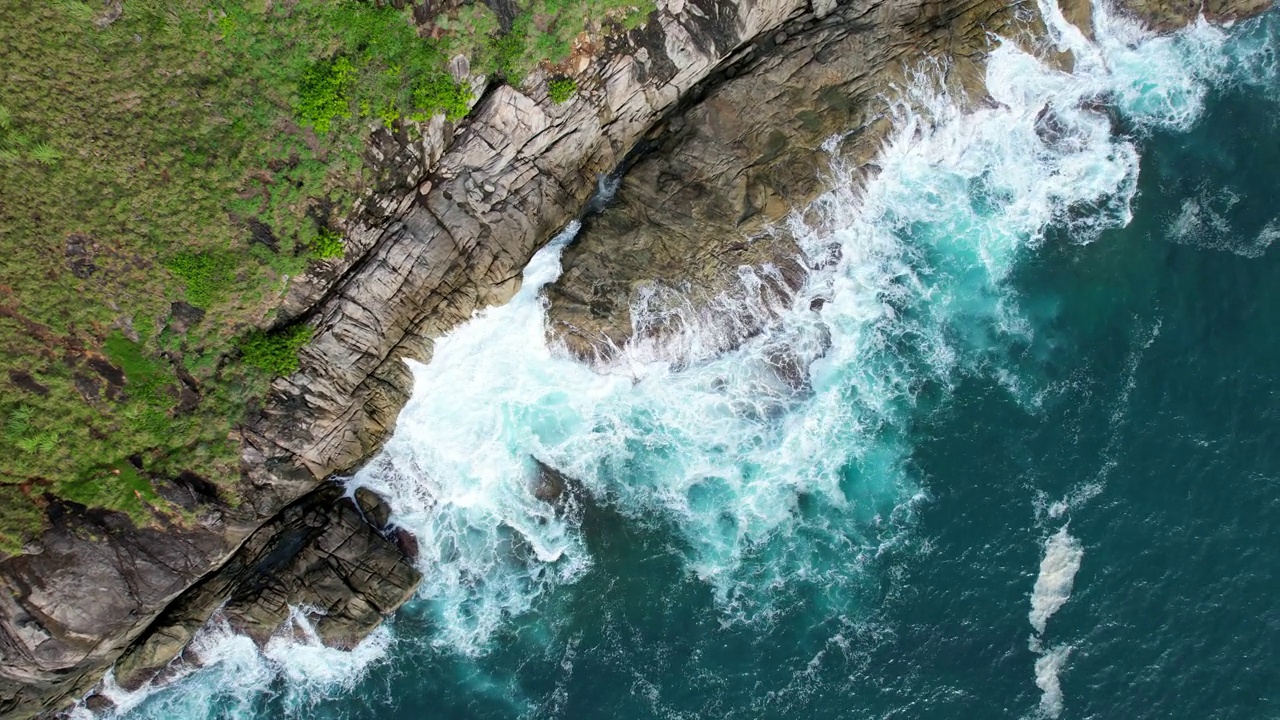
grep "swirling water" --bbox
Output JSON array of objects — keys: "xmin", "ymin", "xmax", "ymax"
[{"xmin": 91, "ymin": 3, "xmax": 1280, "ymax": 719}]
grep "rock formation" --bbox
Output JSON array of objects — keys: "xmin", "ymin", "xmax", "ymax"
[{"xmin": 0, "ymin": 0, "xmax": 1270, "ymax": 717}]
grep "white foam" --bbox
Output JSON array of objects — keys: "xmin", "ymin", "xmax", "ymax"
[
  {"xmin": 1029, "ymin": 526, "xmax": 1084, "ymax": 635},
  {"xmin": 75, "ymin": 610, "xmax": 392, "ymax": 720},
  {"xmin": 1026, "ymin": 525, "xmax": 1083, "ymax": 720},
  {"xmin": 1031, "ymin": 642, "xmax": 1074, "ymax": 719}
]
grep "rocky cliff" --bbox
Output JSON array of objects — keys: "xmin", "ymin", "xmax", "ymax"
[{"xmin": 0, "ymin": 0, "xmax": 1270, "ymax": 717}]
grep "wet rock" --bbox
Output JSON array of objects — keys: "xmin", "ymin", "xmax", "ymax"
[
  {"xmin": 1113, "ymin": 0, "xmax": 1273, "ymax": 32},
  {"xmin": 82, "ymin": 692, "xmax": 113, "ymax": 713},
  {"xmin": 112, "ymin": 483, "xmax": 420, "ymax": 689},
  {"xmin": 532, "ymin": 460, "xmax": 589, "ymax": 522},
  {"xmin": 546, "ymin": 0, "xmax": 1064, "ymax": 365},
  {"xmin": 354, "ymin": 487, "xmax": 392, "ymax": 531},
  {"xmin": 393, "ymin": 527, "xmax": 420, "ymax": 562}
]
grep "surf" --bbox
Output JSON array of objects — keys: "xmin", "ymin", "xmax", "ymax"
[{"xmin": 79, "ymin": 3, "xmax": 1279, "ymax": 718}]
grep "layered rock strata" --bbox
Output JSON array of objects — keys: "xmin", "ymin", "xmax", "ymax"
[
  {"xmin": 547, "ymin": 0, "xmax": 1270, "ymax": 364},
  {"xmin": 0, "ymin": 0, "xmax": 1270, "ymax": 718}
]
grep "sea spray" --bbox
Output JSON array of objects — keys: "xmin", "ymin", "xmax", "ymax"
[
  {"xmin": 94, "ymin": 4, "xmax": 1279, "ymax": 718},
  {"xmin": 72, "ymin": 613, "xmax": 393, "ymax": 720}
]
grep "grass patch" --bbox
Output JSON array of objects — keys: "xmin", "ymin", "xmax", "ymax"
[
  {"xmin": 0, "ymin": 0, "xmax": 655, "ymax": 551},
  {"xmin": 239, "ymin": 324, "xmax": 314, "ymax": 376}
]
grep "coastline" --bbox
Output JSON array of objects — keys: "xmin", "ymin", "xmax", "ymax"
[{"xmin": 1, "ymin": 1, "xmax": 1272, "ymax": 717}]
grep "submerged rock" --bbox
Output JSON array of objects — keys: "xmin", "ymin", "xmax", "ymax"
[{"xmin": 532, "ymin": 459, "xmax": 590, "ymax": 523}]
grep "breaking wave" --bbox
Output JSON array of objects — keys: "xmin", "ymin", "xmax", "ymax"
[{"xmin": 90, "ymin": 3, "xmax": 1277, "ymax": 718}]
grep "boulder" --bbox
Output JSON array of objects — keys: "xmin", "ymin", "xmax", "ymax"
[{"xmin": 112, "ymin": 484, "xmax": 420, "ymax": 689}]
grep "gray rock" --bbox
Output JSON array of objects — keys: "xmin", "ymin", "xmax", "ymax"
[{"xmin": 0, "ymin": 1, "xmax": 1266, "ymax": 717}]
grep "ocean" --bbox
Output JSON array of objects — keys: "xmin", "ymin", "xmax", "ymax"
[{"xmin": 84, "ymin": 3, "xmax": 1280, "ymax": 719}]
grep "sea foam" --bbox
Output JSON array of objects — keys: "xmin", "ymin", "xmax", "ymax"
[{"xmin": 89, "ymin": 2, "xmax": 1275, "ymax": 717}]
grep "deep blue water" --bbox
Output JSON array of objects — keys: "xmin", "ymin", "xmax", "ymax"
[{"xmin": 97, "ymin": 6, "xmax": 1279, "ymax": 720}]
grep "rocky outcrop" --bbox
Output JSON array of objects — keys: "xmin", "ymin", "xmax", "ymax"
[
  {"xmin": 111, "ymin": 483, "xmax": 418, "ymax": 689},
  {"xmin": 1112, "ymin": 0, "xmax": 1272, "ymax": 30},
  {"xmin": 0, "ymin": 0, "xmax": 1271, "ymax": 717},
  {"xmin": 543, "ymin": 0, "xmax": 1275, "ymax": 362},
  {"xmin": 254, "ymin": 0, "xmax": 822, "ymax": 482},
  {"xmin": 543, "ymin": 0, "xmax": 1080, "ymax": 362}
]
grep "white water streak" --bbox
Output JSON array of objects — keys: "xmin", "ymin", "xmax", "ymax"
[{"xmin": 1029, "ymin": 526, "xmax": 1085, "ymax": 636}]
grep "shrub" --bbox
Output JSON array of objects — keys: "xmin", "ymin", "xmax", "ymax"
[
  {"xmin": 310, "ymin": 229, "xmax": 345, "ymax": 260},
  {"xmin": 166, "ymin": 252, "xmax": 236, "ymax": 309},
  {"xmin": 412, "ymin": 74, "xmax": 473, "ymax": 121},
  {"xmin": 239, "ymin": 324, "xmax": 314, "ymax": 376},
  {"xmin": 548, "ymin": 77, "xmax": 577, "ymax": 104},
  {"xmin": 486, "ymin": 16, "xmax": 534, "ymax": 86},
  {"xmin": 409, "ymin": 73, "xmax": 471, "ymax": 120},
  {"xmin": 297, "ymin": 56, "xmax": 356, "ymax": 132}
]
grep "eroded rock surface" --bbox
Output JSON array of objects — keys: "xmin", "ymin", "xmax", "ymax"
[
  {"xmin": 0, "ymin": 1, "xmax": 1270, "ymax": 718},
  {"xmin": 543, "ymin": 0, "xmax": 1089, "ymax": 363},
  {"xmin": 112, "ymin": 484, "xmax": 418, "ymax": 688}
]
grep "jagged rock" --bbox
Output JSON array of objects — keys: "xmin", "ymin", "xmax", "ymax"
[
  {"xmin": 354, "ymin": 487, "xmax": 393, "ymax": 531},
  {"xmin": 81, "ymin": 693, "xmax": 112, "ymax": 713},
  {"xmin": 544, "ymin": 0, "xmax": 1083, "ymax": 366},
  {"xmin": 532, "ymin": 460, "xmax": 592, "ymax": 524},
  {"xmin": 0, "ymin": 1, "xmax": 1269, "ymax": 717},
  {"xmin": 112, "ymin": 484, "xmax": 419, "ymax": 690},
  {"xmin": 1113, "ymin": 0, "xmax": 1273, "ymax": 31}
]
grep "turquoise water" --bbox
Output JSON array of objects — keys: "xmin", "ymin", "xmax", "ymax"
[{"xmin": 92, "ymin": 5, "xmax": 1279, "ymax": 720}]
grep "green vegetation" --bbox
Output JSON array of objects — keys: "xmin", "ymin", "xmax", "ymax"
[
  {"xmin": 298, "ymin": 56, "xmax": 357, "ymax": 133},
  {"xmin": 310, "ymin": 230, "xmax": 346, "ymax": 261},
  {"xmin": 239, "ymin": 325, "xmax": 314, "ymax": 376},
  {"xmin": 166, "ymin": 252, "xmax": 237, "ymax": 309},
  {"xmin": 0, "ymin": 0, "xmax": 654, "ymax": 554},
  {"xmin": 548, "ymin": 77, "xmax": 578, "ymax": 103}
]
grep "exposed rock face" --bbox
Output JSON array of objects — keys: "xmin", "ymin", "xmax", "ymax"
[
  {"xmin": 1112, "ymin": 0, "xmax": 1272, "ymax": 30},
  {"xmin": 112, "ymin": 484, "xmax": 418, "ymax": 688},
  {"xmin": 0, "ymin": 1, "xmax": 1270, "ymax": 718},
  {"xmin": 543, "ymin": 0, "xmax": 1083, "ymax": 363},
  {"xmin": 0, "ymin": 499, "xmax": 234, "ymax": 717},
  {"xmin": 255, "ymin": 0, "xmax": 820, "ymax": 482},
  {"xmin": 544, "ymin": 0, "xmax": 1275, "ymax": 361}
]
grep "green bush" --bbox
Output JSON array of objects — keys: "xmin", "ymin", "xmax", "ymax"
[
  {"xmin": 310, "ymin": 229, "xmax": 345, "ymax": 260},
  {"xmin": 166, "ymin": 252, "xmax": 236, "ymax": 309},
  {"xmin": 548, "ymin": 77, "xmax": 578, "ymax": 104},
  {"xmin": 412, "ymin": 74, "xmax": 473, "ymax": 122},
  {"xmin": 297, "ymin": 56, "xmax": 355, "ymax": 132},
  {"xmin": 239, "ymin": 324, "xmax": 314, "ymax": 376},
  {"xmin": 486, "ymin": 16, "xmax": 534, "ymax": 86}
]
